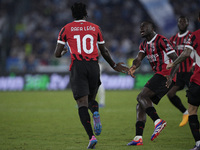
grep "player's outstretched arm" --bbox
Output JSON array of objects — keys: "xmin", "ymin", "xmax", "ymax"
[
  {"xmin": 98, "ymin": 44, "xmax": 129, "ymax": 73},
  {"xmin": 166, "ymin": 48, "xmax": 192, "ymax": 87},
  {"xmin": 128, "ymin": 52, "xmax": 145, "ymax": 78},
  {"xmin": 54, "ymin": 43, "xmax": 68, "ymax": 58},
  {"xmin": 167, "ymin": 47, "xmax": 192, "ymax": 70},
  {"xmin": 165, "ymin": 52, "xmax": 179, "ymax": 88}
]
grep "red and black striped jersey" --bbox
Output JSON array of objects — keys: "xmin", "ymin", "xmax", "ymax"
[
  {"xmin": 185, "ymin": 29, "xmax": 200, "ymax": 86},
  {"xmin": 170, "ymin": 31, "xmax": 194, "ymax": 72},
  {"xmin": 139, "ymin": 34, "xmax": 176, "ymax": 77},
  {"xmin": 57, "ymin": 20, "xmax": 105, "ymax": 70}
]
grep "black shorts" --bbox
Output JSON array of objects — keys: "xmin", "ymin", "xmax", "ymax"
[
  {"xmin": 175, "ymin": 72, "xmax": 192, "ymax": 89},
  {"xmin": 145, "ymin": 74, "xmax": 175, "ymax": 105},
  {"xmin": 70, "ymin": 60, "xmax": 101, "ymax": 100},
  {"xmin": 187, "ymin": 82, "xmax": 200, "ymax": 106}
]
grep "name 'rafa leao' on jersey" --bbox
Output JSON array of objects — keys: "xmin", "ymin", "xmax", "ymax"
[{"xmin": 57, "ymin": 20, "xmax": 105, "ymax": 70}]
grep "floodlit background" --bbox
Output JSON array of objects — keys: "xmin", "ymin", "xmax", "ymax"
[
  {"xmin": 0, "ymin": 1, "xmax": 199, "ymax": 149},
  {"xmin": 0, "ymin": 0, "xmax": 199, "ymax": 91},
  {"xmin": 0, "ymin": 0, "xmax": 199, "ymax": 74}
]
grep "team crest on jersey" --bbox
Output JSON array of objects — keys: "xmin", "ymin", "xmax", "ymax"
[
  {"xmin": 150, "ymin": 43, "xmax": 156, "ymax": 52},
  {"xmin": 183, "ymin": 39, "xmax": 187, "ymax": 44}
]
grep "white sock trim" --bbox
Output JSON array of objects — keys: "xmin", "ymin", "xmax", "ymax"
[
  {"xmin": 154, "ymin": 119, "xmax": 161, "ymax": 126},
  {"xmin": 134, "ymin": 136, "xmax": 142, "ymax": 141},
  {"xmin": 183, "ymin": 110, "xmax": 188, "ymax": 115},
  {"xmin": 196, "ymin": 140, "xmax": 200, "ymax": 147}
]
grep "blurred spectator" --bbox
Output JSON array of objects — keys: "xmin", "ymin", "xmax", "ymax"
[{"xmin": 0, "ymin": 0, "xmax": 199, "ymax": 73}]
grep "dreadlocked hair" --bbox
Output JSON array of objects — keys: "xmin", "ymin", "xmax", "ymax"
[{"xmin": 71, "ymin": 2, "xmax": 87, "ymax": 20}]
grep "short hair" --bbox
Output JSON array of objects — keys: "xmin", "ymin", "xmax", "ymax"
[
  {"xmin": 178, "ymin": 15, "xmax": 189, "ymax": 22},
  {"xmin": 71, "ymin": 2, "xmax": 88, "ymax": 20},
  {"xmin": 142, "ymin": 20, "xmax": 157, "ymax": 31}
]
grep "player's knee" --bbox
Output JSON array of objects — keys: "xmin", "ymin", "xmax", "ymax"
[
  {"xmin": 167, "ymin": 91, "xmax": 175, "ymax": 99},
  {"xmin": 188, "ymin": 104, "xmax": 198, "ymax": 115},
  {"xmin": 77, "ymin": 97, "xmax": 88, "ymax": 108},
  {"xmin": 136, "ymin": 94, "xmax": 141, "ymax": 103},
  {"xmin": 137, "ymin": 93, "xmax": 145, "ymax": 104}
]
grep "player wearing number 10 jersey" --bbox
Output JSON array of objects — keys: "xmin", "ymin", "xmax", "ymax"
[
  {"xmin": 57, "ymin": 18, "xmax": 104, "ymax": 70},
  {"xmin": 54, "ymin": 2, "xmax": 128, "ymax": 149}
]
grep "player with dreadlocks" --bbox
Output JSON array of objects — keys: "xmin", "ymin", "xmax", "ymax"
[{"xmin": 54, "ymin": 2, "xmax": 128, "ymax": 149}]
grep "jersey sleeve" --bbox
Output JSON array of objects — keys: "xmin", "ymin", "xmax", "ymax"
[
  {"xmin": 97, "ymin": 27, "xmax": 105, "ymax": 44},
  {"xmin": 185, "ymin": 34, "xmax": 197, "ymax": 50},
  {"xmin": 139, "ymin": 42, "xmax": 145, "ymax": 54},
  {"xmin": 160, "ymin": 37, "xmax": 175, "ymax": 55},
  {"xmin": 57, "ymin": 27, "xmax": 67, "ymax": 45}
]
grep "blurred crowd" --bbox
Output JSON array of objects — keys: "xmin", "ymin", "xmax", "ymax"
[{"xmin": 0, "ymin": 0, "xmax": 199, "ymax": 73}]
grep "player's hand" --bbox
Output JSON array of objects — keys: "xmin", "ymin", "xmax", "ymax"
[
  {"xmin": 166, "ymin": 63, "xmax": 174, "ymax": 70},
  {"xmin": 113, "ymin": 62, "xmax": 129, "ymax": 73},
  {"xmin": 165, "ymin": 75, "xmax": 172, "ymax": 88},
  {"xmin": 61, "ymin": 47, "xmax": 68, "ymax": 56},
  {"xmin": 128, "ymin": 65, "xmax": 137, "ymax": 78}
]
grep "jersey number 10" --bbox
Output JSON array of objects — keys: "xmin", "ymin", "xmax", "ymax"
[{"xmin": 74, "ymin": 34, "xmax": 94, "ymax": 54}]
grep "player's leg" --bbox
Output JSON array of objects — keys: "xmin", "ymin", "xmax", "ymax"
[
  {"xmin": 127, "ymin": 103, "xmax": 146, "ymax": 146},
  {"xmin": 88, "ymin": 91, "xmax": 99, "ymax": 114},
  {"xmin": 70, "ymin": 61, "xmax": 97, "ymax": 149},
  {"xmin": 188, "ymin": 104, "xmax": 200, "ymax": 150},
  {"xmin": 167, "ymin": 85, "xmax": 187, "ymax": 113},
  {"xmin": 98, "ymin": 63, "xmax": 105, "ymax": 108},
  {"xmin": 76, "ymin": 95, "xmax": 95, "ymax": 140},
  {"xmin": 142, "ymin": 74, "xmax": 171, "ymax": 141},
  {"xmin": 98, "ymin": 84, "xmax": 105, "ymax": 107},
  {"xmin": 77, "ymin": 96, "xmax": 97, "ymax": 149},
  {"xmin": 88, "ymin": 62, "xmax": 102, "ymax": 136},
  {"xmin": 76, "ymin": 92, "xmax": 98, "ymax": 149},
  {"xmin": 167, "ymin": 85, "xmax": 188, "ymax": 127},
  {"xmin": 187, "ymin": 82, "xmax": 200, "ymax": 150},
  {"xmin": 88, "ymin": 90, "xmax": 102, "ymax": 136},
  {"xmin": 137, "ymin": 87, "xmax": 167, "ymax": 141}
]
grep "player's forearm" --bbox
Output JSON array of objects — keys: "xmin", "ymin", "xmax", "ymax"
[
  {"xmin": 132, "ymin": 58, "xmax": 141, "ymax": 69},
  {"xmin": 173, "ymin": 54, "xmax": 188, "ymax": 66},
  {"xmin": 170, "ymin": 64, "xmax": 179, "ymax": 78},
  {"xmin": 54, "ymin": 43, "xmax": 65, "ymax": 58},
  {"xmin": 173, "ymin": 47, "xmax": 191, "ymax": 66},
  {"xmin": 101, "ymin": 49, "xmax": 116, "ymax": 68}
]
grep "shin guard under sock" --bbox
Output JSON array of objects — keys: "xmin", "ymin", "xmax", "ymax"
[
  {"xmin": 189, "ymin": 115, "xmax": 200, "ymax": 142},
  {"xmin": 169, "ymin": 95, "xmax": 187, "ymax": 113},
  {"xmin": 88, "ymin": 100, "xmax": 99, "ymax": 113},
  {"xmin": 78, "ymin": 106, "xmax": 94, "ymax": 139},
  {"xmin": 145, "ymin": 107, "xmax": 160, "ymax": 122},
  {"xmin": 136, "ymin": 121, "xmax": 145, "ymax": 136}
]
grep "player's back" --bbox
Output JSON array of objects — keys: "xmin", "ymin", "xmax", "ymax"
[{"xmin": 63, "ymin": 20, "xmax": 103, "ymax": 60}]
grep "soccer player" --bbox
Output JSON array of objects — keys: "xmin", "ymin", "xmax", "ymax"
[
  {"xmin": 54, "ymin": 2, "xmax": 129, "ymax": 149},
  {"xmin": 127, "ymin": 21, "xmax": 179, "ymax": 146},
  {"xmin": 167, "ymin": 12, "xmax": 200, "ymax": 150},
  {"xmin": 167, "ymin": 16, "xmax": 194, "ymax": 127}
]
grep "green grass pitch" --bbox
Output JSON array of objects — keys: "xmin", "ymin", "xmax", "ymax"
[{"xmin": 0, "ymin": 90, "xmax": 196, "ymax": 150}]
